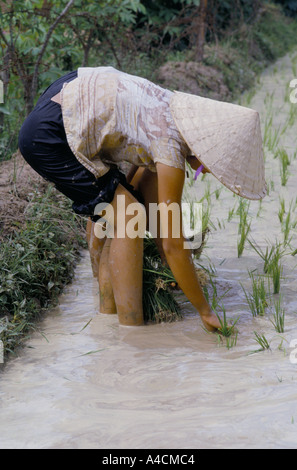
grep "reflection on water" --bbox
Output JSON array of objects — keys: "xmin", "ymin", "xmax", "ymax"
[{"xmin": 1, "ymin": 52, "xmax": 297, "ymax": 449}]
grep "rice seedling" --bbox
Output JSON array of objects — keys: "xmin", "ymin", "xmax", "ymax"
[
  {"xmin": 214, "ymin": 305, "xmax": 239, "ymax": 349},
  {"xmin": 225, "ymin": 331, "xmax": 239, "ymax": 349},
  {"xmin": 279, "ymin": 200, "xmax": 297, "ymax": 246},
  {"xmin": 237, "ymin": 199, "xmax": 251, "ymax": 257},
  {"xmin": 142, "ymin": 235, "xmax": 182, "ymax": 323},
  {"xmin": 271, "ymin": 257, "xmax": 283, "ymax": 294},
  {"xmin": 237, "ymin": 198, "xmax": 250, "ymax": 227},
  {"xmin": 241, "ymin": 271, "xmax": 268, "ymax": 317},
  {"xmin": 237, "ymin": 222, "xmax": 251, "ymax": 257},
  {"xmin": 268, "ymin": 126, "xmax": 282, "ymax": 153},
  {"xmin": 275, "ymin": 147, "xmax": 290, "ymax": 165},
  {"xmin": 270, "ymin": 295, "xmax": 285, "ymax": 333},
  {"xmin": 215, "ymin": 187, "xmax": 222, "ymax": 200},
  {"xmin": 201, "ymin": 200, "xmax": 213, "ymax": 236},
  {"xmin": 248, "ymin": 238, "xmax": 284, "ymax": 275},
  {"xmin": 216, "ymin": 327, "xmax": 239, "ymax": 349},
  {"xmin": 265, "ymin": 178, "xmax": 275, "ymax": 197},
  {"xmin": 264, "ymin": 91, "xmax": 274, "ymax": 114},
  {"xmin": 282, "ymin": 209, "xmax": 293, "ymax": 245},
  {"xmin": 278, "ymin": 148, "xmax": 290, "ymax": 186},
  {"xmin": 288, "ymin": 101, "xmax": 297, "ymax": 127},
  {"xmin": 253, "ymin": 331, "xmax": 271, "ymax": 352},
  {"xmin": 214, "ymin": 303, "xmax": 236, "ymax": 336},
  {"xmin": 263, "ymin": 114, "xmax": 272, "ymax": 148},
  {"xmin": 200, "ymin": 171, "xmax": 206, "ymax": 181},
  {"xmin": 278, "ymin": 197, "xmax": 286, "ymax": 223},
  {"xmin": 256, "ymin": 200, "xmax": 263, "ymax": 218},
  {"xmin": 263, "ymin": 111, "xmax": 281, "ymax": 152},
  {"xmin": 247, "ymin": 238, "xmax": 284, "ymax": 294},
  {"xmin": 203, "ymin": 276, "xmax": 218, "ymax": 311},
  {"xmin": 266, "ymin": 181, "xmax": 270, "ymax": 197},
  {"xmin": 241, "ymin": 87, "xmax": 257, "ymax": 106},
  {"xmin": 203, "ymin": 275, "xmax": 231, "ymax": 315},
  {"xmin": 200, "ymin": 180, "xmax": 212, "ymax": 203},
  {"xmin": 227, "ymin": 203, "xmax": 236, "ymax": 222},
  {"xmin": 216, "ymin": 218, "xmax": 225, "ymax": 230},
  {"xmin": 187, "ymin": 198, "xmax": 197, "ymax": 232},
  {"xmin": 277, "ymin": 338, "xmax": 285, "ymax": 355}
]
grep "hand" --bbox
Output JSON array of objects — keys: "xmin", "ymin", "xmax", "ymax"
[{"xmin": 200, "ymin": 308, "xmax": 222, "ymax": 332}]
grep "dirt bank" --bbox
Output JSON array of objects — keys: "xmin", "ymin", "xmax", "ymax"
[{"xmin": 0, "ymin": 151, "xmax": 49, "ymax": 239}]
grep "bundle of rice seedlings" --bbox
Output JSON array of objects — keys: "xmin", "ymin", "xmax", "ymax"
[
  {"xmin": 142, "ymin": 234, "xmax": 210, "ymax": 323},
  {"xmin": 142, "ymin": 235, "xmax": 183, "ymax": 324}
]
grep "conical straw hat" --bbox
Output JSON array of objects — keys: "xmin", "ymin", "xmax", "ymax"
[{"xmin": 170, "ymin": 91, "xmax": 267, "ymax": 200}]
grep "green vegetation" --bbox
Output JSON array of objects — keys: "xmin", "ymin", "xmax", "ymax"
[
  {"xmin": 241, "ymin": 271, "xmax": 268, "ymax": 317},
  {"xmin": 0, "ymin": 185, "xmax": 86, "ymax": 357},
  {"xmin": 248, "ymin": 238, "xmax": 285, "ymax": 277},
  {"xmin": 215, "ymin": 304, "xmax": 239, "ymax": 338},
  {"xmin": 271, "ymin": 295, "xmax": 285, "ymax": 333},
  {"xmin": 278, "ymin": 147, "xmax": 291, "ymax": 186},
  {"xmin": 142, "ymin": 235, "xmax": 182, "ymax": 324},
  {"xmin": 237, "ymin": 199, "xmax": 251, "ymax": 257},
  {"xmin": 252, "ymin": 331, "xmax": 271, "ymax": 353},
  {"xmin": 212, "ymin": 304, "xmax": 239, "ymax": 350}
]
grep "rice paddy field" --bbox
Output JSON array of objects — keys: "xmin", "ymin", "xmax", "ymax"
[{"xmin": 1, "ymin": 50, "xmax": 297, "ymax": 449}]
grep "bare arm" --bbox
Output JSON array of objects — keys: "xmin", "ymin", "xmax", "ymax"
[{"xmin": 156, "ymin": 162, "xmax": 221, "ymax": 332}]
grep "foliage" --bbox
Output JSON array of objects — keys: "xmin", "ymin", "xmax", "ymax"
[
  {"xmin": 274, "ymin": 0, "xmax": 297, "ymax": 16},
  {"xmin": 0, "ymin": 185, "xmax": 86, "ymax": 357},
  {"xmin": 138, "ymin": 0, "xmax": 263, "ymax": 48},
  {"xmin": 0, "ymin": 0, "xmax": 146, "ymax": 160},
  {"xmin": 142, "ymin": 235, "xmax": 183, "ymax": 323}
]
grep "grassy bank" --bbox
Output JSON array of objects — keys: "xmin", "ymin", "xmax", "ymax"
[{"xmin": 0, "ymin": 183, "xmax": 87, "ymax": 359}]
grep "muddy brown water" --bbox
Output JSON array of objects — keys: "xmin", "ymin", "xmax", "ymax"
[{"xmin": 1, "ymin": 52, "xmax": 297, "ymax": 449}]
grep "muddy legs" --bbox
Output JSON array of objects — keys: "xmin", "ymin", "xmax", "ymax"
[
  {"xmin": 86, "ymin": 217, "xmax": 105, "ymax": 278},
  {"xmin": 86, "ymin": 184, "xmax": 145, "ymax": 326}
]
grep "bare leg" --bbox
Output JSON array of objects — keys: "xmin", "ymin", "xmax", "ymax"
[
  {"xmin": 86, "ymin": 217, "xmax": 106, "ymax": 278},
  {"xmin": 98, "ymin": 238, "xmax": 117, "ymax": 314},
  {"xmin": 130, "ymin": 168, "xmax": 166, "ymax": 262},
  {"xmin": 108, "ymin": 184, "xmax": 145, "ymax": 326}
]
